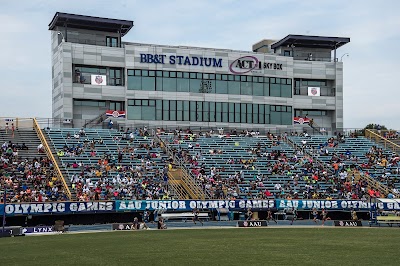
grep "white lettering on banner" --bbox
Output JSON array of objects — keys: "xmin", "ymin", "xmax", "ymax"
[
  {"xmin": 58, "ymin": 203, "xmax": 66, "ymax": 212},
  {"xmin": 189, "ymin": 201, "xmax": 197, "ymax": 208},
  {"xmin": 21, "ymin": 204, "xmax": 30, "ymax": 213},
  {"xmin": 209, "ymin": 201, "xmax": 218, "ymax": 209},
  {"xmin": 252, "ymin": 200, "xmax": 262, "ymax": 208},
  {"xmin": 30, "ymin": 204, "xmax": 44, "ymax": 213},
  {"xmin": 179, "ymin": 201, "xmax": 186, "ymax": 209},
  {"xmin": 145, "ymin": 202, "xmax": 151, "ymax": 209},
  {"xmin": 171, "ymin": 201, "xmax": 179, "ymax": 209},
  {"xmin": 229, "ymin": 201, "xmax": 236, "ymax": 208},
  {"xmin": 34, "ymin": 227, "xmax": 53, "ymax": 233},
  {"xmin": 70, "ymin": 203, "xmax": 78, "ymax": 212},
  {"xmin": 159, "ymin": 202, "xmax": 167, "ymax": 210},
  {"xmin": 43, "ymin": 203, "xmax": 52, "ymax": 212}
]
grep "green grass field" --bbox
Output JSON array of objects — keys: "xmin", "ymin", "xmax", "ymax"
[{"xmin": 1, "ymin": 228, "xmax": 400, "ymax": 265}]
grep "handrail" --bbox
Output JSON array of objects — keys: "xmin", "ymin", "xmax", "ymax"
[
  {"xmin": 350, "ymin": 167, "xmax": 399, "ymax": 198},
  {"xmin": 33, "ymin": 118, "xmax": 72, "ymax": 200},
  {"xmin": 168, "ymin": 170, "xmax": 190, "ymax": 199},
  {"xmin": 365, "ymin": 129, "xmax": 400, "ymax": 152},
  {"xmin": 83, "ymin": 112, "xmax": 107, "ymax": 128},
  {"xmin": 352, "ymin": 170, "xmax": 388, "ymax": 197},
  {"xmin": 155, "ymin": 134, "xmax": 208, "ymax": 199}
]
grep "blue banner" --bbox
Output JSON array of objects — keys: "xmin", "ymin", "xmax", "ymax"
[
  {"xmin": 275, "ymin": 199, "xmax": 400, "ymax": 211},
  {"xmin": 1, "ymin": 201, "xmax": 114, "ymax": 216},
  {"xmin": 116, "ymin": 200, "xmax": 275, "ymax": 211},
  {"xmin": 1, "ymin": 200, "xmax": 399, "ymax": 216}
]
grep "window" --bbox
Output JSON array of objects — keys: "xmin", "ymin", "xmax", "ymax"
[
  {"xmin": 73, "ymin": 65, "xmax": 106, "ymax": 84},
  {"xmin": 106, "ymin": 36, "xmax": 118, "ymax": 47},
  {"xmin": 74, "ymin": 99, "xmax": 106, "ymax": 107},
  {"xmin": 283, "ymin": 50, "xmax": 291, "ymax": 56},
  {"xmin": 109, "ymin": 101, "xmax": 125, "ymax": 111},
  {"xmin": 125, "ymin": 69, "xmax": 293, "ymax": 98},
  {"xmin": 109, "ymin": 68, "xmax": 123, "ymax": 86}
]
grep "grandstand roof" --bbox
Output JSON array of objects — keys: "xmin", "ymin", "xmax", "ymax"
[
  {"xmin": 271, "ymin": 35, "xmax": 350, "ymax": 50},
  {"xmin": 48, "ymin": 12, "xmax": 134, "ymax": 37}
]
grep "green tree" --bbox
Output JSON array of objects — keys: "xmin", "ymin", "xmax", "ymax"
[{"xmin": 364, "ymin": 124, "xmax": 388, "ymax": 130}]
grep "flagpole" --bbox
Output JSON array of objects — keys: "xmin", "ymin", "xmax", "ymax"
[{"xmin": 2, "ymin": 192, "xmax": 6, "ymax": 235}]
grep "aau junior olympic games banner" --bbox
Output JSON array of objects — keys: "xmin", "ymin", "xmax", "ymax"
[
  {"xmin": 276, "ymin": 199, "xmax": 400, "ymax": 211},
  {"xmin": 1, "ymin": 200, "xmax": 400, "ymax": 216},
  {"xmin": 116, "ymin": 200, "xmax": 275, "ymax": 212}
]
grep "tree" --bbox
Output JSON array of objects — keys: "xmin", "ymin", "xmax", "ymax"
[{"xmin": 364, "ymin": 124, "xmax": 388, "ymax": 130}]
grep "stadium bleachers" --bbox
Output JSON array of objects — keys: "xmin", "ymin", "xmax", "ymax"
[
  {"xmin": 44, "ymin": 128, "xmax": 171, "ymax": 201},
  {"xmin": 160, "ymin": 131, "xmax": 342, "ymax": 200},
  {"xmin": 0, "ymin": 129, "xmax": 68, "ymax": 203},
  {"xmin": 288, "ymin": 134, "xmax": 400, "ymax": 195},
  {"xmin": 4, "ymin": 125, "xmax": 398, "ymax": 203}
]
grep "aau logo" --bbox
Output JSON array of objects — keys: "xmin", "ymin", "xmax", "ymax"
[
  {"xmin": 95, "ymin": 75, "xmax": 103, "ymax": 85},
  {"xmin": 311, "ymin": 88, "xmax": 318, "ymax": 95}
]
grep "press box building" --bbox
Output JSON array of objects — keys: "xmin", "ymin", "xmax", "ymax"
[{"xmin": 49, "ymin": 12, "xmax": 350, "ymax": 132}]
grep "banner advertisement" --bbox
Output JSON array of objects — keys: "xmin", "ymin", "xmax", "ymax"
[
  {"xmin": 116, "ymin": 200, "xmax": 275, "ymax": 212},
  {"xmin": 334, "ymin": 220, "xmax": 362, "ymax": 227},
  {"xmin": 308, "ymin": 87, "xmax": 321, "ymax": 96},
  {"xmin": 91, "ymin": 75, "xmax": 107, "ymax": 85},
  {"xmin": 237, "ymin": 221, "xmax": 268, "ymax": 227},
  {"xmin": 275, "ymin": 199, "xmax": 400, "ymax": 211},
  {"xmin": 2, "ymin": 201, "xmax": 114, "ymax": 216},
  {"xmin": 22, "ymin": 226, "xmax": 58, "ymax": 234},
  {"xmin": 0, "ymin": 226, "xmax": 23, "ymax": 236},
  {"xmin": 112, "ymin": 223, "xmax": 135, "ymax": 230},
  {"xmin": 1, "ymin": 200, "xmax": 399, "ymax": 216}
]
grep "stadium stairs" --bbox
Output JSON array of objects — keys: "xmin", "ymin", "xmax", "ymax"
[
  {"xmin": 82, "ymin": 112, "xmax": 107, "ymax": 129},
  {"xmin": 365, "ymin": 129, "xmax": 400, "ymax": 153},
  {"xmin": 155, "ymin": 134, "xmax": 208, "ymax": 200}
]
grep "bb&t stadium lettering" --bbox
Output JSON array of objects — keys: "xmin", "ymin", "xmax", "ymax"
[{"xmin": 140, "ymin": 53, "xmax": 223, "ymax": 67}]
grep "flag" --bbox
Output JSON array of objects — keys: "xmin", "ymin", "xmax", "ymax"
[
  {"xmin": 307, "ymin": 87, "xmax": 320, "ymax": 96},
  {"xmin": 106, "ymin": 110, "xmax": 126, "ymax": 118},
  {"xmin": 293, "ymin": 117, "xmax": 310, "ymax": 124},
  {"xmin": 91, "ymin": 75, "xmax": 107, "ymax": 85}
]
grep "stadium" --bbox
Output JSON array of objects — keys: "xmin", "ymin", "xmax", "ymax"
[{"xmin": 1, "ymin": 10, "xmax": 400, "ymax": 266}]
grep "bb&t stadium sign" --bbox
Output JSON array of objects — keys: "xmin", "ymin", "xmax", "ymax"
[{"xmin": 139, "ymin": 54, "xmax": 283, "ymax": 74}]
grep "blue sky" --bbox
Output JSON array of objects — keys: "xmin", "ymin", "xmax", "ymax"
[{"xmin": 1, "ymin": 0, "xmax": 399, "ymax": 129}]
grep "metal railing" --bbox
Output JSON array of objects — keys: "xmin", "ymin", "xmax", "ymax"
[
  {"xmin": 83, "ymin": 112, "xmax": 107, "ymax": 128},
  {"xmin": 167, "ymin": 169, "xmax": 190, "ymax": 199},
  {"xmin": 33, "ymin": 118, "xmax": 72, "ymax": 200},
  {"xmin": 155, "ymin": 134, "xmax": 208, "ymax": 199},
  {"xmin": 365, "ymin": 129, "xmax": 400, "ymax": 153}
]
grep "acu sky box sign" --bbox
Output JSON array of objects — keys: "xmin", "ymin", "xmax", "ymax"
[{"xmin": 229, "ymin": 55, "xmax": 283, "ymax": 74}]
